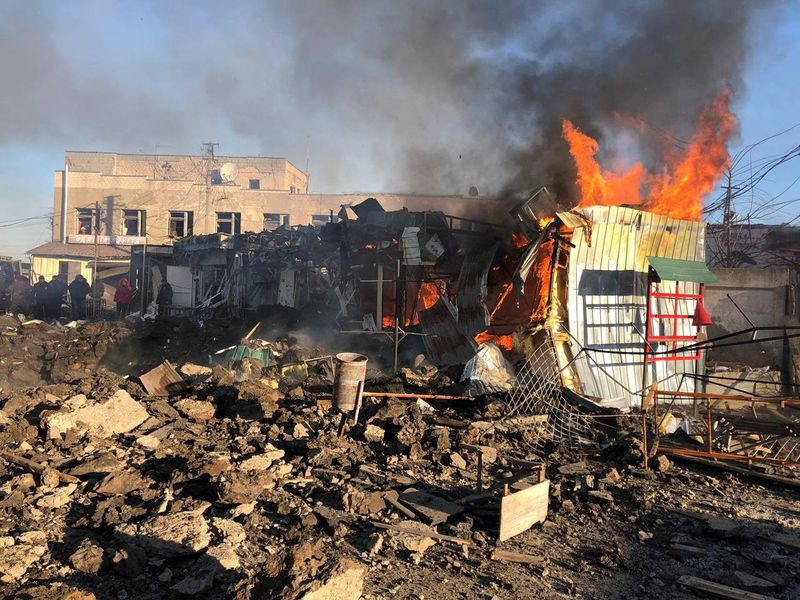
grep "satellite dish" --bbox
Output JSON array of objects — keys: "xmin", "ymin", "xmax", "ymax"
[{"xmin": 220, "ymin": 162, "xmax": 239, "ymax": 183}]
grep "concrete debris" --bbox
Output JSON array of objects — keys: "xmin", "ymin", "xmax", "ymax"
[
  {"xmin": 115, "ymin": 509, "xmax": 211, "ymax": 557},
  {"xmin": 449, "ymin": 452, "xmax": 467, "ymax": 470},
  {"xmin": 42, "ymin": 389, "xmax": 148, "ymax": 439},
  {"xmin": 299, "ymin": 558, "xmax": 368, "ymax": 600},
  {"xmin": 0, "ymin": 542, "xmax": 46, "ymax": 581},
  {"xmin": 0, "ymin": 318, "xmax": 798, "ymax": 598},
  {"xmin": 180, "ymin": 363, "xmax": 213, "ymax": 378},
  {"xmin": 363, "ymin": 424, "xmax": 385, "ymax": 443},
  {"xmin": 174, "ymin": 398, "xmax": 216, "ymax": 420},
  {"xmin": 69, "ymin": 538, "xmax": 106, "ymax": 573},
  {"xmin": 238, "ymin": 446, "xmax": 285, "ymax": 471}
]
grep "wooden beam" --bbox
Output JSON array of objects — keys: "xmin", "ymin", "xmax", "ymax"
[
  {"xmin": 0, "ymin": 450, "xmax": 79, "ymax": 484},
  {"xmin": 677, "ymin": 575, "xmax": 776, "ymax": 600},
  {"xmin": 490, "ymin": 548, "xmax": 545, "ymax": 566}
]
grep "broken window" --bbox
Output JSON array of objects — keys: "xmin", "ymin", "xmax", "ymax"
[
  {"xmin": 76, "ymin": 208, "xmax": 99, "ymax": 234},
  {"xmin": 210, "ymin": 169, "xmax": 222, "ymax": 185},
  {"xmin": 123, "ymin": 209, "xmax": 146, "ymax": 236},
  {"xmin": 263, "ymin": 213, "xmax": 290, "ymax": 231},
  {"xmin": 311, "ymin": 214, "xmax": 338, "ymax": 227},
  {"xmin": 168, "ymin": 211, "xmax": 194, "ymax": 238},
  {"xmin": 216, "ymin": 212, "xmax": 241, "ymax": 235},
  {"xmin": 249, "ymin": 179, "xmax": 260, "ymax": 190}
]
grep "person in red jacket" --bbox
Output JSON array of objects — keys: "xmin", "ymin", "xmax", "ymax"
[{"xmin": 114, "ymin": 278, "xmax": 133, "ymax": 318}]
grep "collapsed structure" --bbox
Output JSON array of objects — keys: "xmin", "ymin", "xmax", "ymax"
[{"xmin": 149, "ymin": 192, "xmax": 714, "ymax": 407}]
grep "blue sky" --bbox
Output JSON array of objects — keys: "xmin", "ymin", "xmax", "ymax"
[{"xmin": 1, "ymin": 1, "xmax": 798, "ymax": 258}]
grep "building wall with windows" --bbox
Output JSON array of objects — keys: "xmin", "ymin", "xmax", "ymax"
[{"xmin": 51, "ymin": 151, "xmax": 494, "ymax": 248}]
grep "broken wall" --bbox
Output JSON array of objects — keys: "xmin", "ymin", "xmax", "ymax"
[{"xmin": 706, "ymin": 267, "xmax": 791, "ymax": 367}]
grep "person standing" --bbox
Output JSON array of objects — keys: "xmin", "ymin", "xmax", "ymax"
[
  {"xmin": 113, "ymin": 278, "xmax": 133, "ymax": 318},
  {"xmin": 46, "ymin": 275, "xmax": 67, "ymax": 320},
  {"xmin": 156, "ymin": 281, "xmax": 173, "ymax": 307},
  {"xmin": 31, "ymin": 276, "xmax": 49, "ymax": 319},
  {"xmin": 68, "ymin": 274, "xmax": 91, "ymax": 320}
]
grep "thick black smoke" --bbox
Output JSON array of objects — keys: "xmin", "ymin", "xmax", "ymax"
[
  {"xmin": 279, "ymin": 0, "xmax": 776, "ymax": 205},
  {"xmin": 0, "ymin": 1, "xmax": 780, "ymax": 206}
]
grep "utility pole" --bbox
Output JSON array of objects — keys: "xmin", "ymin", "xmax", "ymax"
[
  {"xmin": 202, "ymin": 142, "xmax": 218, "ymax": 233},
  {"xmin": 722, "ymin": 170, "xmax": 734, "ymax": 268},
  {"xmin": 93, "ymin": 200, "xmax": 100, "ymax": 311}
]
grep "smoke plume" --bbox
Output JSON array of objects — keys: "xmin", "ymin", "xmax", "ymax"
[{"xmin": 0, "ymin": 1, "xmax": 781, "ymax": 207}]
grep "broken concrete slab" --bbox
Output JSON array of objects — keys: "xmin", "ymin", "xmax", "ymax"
[
  {"xmin": 36, "ymin": 482, "xmax": 78, "ymax": 508},
  {"xmin": 180, "ymin": 363, "xmax": 213, "ymax": 378},
  {"xmin": 0, "ymin": 543, "xmax": 46, "ymax": 582},
  {"xmin": 238, "ymin": 446, "xmax": 285, "ymax": 471},
  {"xmin": 211, "ymin": 517, "xmax": 246, "ymax": 545},
  {"xmin": 207, "ymin": 543, "xmax": 240, "ymax": 570},
  {"xmin": 42, "ymin": 390, "xmax": 149, "ymax": 439},
  {"xmin": 69, "ymin": 539, "xmax": 106, "ymax": 574},
  {"xmin": 174, "ymin": 398, "xmax": 216, "ymax": 421},
  {"xmin": 115, "ymin": 509, "xmax": 211, "ymax": 557},
  {"xmin": 299, "ymin": 558, "xmax": 367, "ymax": 600}
]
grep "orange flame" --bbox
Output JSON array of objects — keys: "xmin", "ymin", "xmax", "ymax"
[
  {"xmin": 562, "ymin": 91, "xmax": 738, "ymax": 220},
  {"xmin": 417, "ymin": 281, "xmax": 442, "ymax": 311},
  {"xmin": 382, "ymin": 315, "xmax": 395, "ymax": 329},
  {"xmin": 529, "ymin": 238, "xmax": 554, "ymax": 322},
  {"xmin": 562, "ymin": 120, "xmax": 646, "ymax": 208},
  {"xmin": 474, "ymin": 331, "xmax": 514, "ymax": 352}
]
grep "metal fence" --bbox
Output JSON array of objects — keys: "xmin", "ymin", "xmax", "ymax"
[{"xmin": 507, "ymin": 332, "xmax": 594, "ymax": 451}]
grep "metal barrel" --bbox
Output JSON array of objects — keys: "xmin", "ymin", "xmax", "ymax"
[{"xmin": 332, "ymin": 352, "xmax": 368, "ymax": 412}]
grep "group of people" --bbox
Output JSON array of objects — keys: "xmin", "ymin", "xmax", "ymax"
[
  {"xmin": 8, "ymin": 274, "xmax": 172, "ymax": 321},
  {"xmin": 28, "ymin": 274, "xmax": 91, "ymax": 320}
]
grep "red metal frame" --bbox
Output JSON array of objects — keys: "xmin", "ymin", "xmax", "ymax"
[{"xmin": 644, "ymin": 278, "xmax": 705, "ymax": 363}]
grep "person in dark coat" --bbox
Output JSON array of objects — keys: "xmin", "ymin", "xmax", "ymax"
[
  {"xmin": 68, "ymin": 274, "xmax": 91, "ymax": 320},
  {"xmin": 31, "ymin": 276, "xmax": 49, "ymax": 319},
  {"xmin": 156, "ymin": 281, "xmax": 173, "ymax": 307},
  {"xmin": 114, "ymin": 278, "xmax": 133, "ymax": 318},
  {"xmin": 46, "ymin": 275, "xmax": 67, "ymax": 320}
]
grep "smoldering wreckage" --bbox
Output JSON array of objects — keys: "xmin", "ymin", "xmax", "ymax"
[{"xmin": 1, "ymin": 191, "xmax": 800, "ymax": 600}]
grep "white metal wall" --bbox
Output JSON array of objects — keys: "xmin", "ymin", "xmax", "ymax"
[{"xmin": 566, "ymin": 206, "xmax": 706, "ymax": 408}]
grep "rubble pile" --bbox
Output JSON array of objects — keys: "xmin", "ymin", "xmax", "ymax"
[
  {"xmin": 0, "ymin": 322, "xmax": 799, "ymax": 599},
  {"xmin": 0, "ymin": 315, "xmax": 134, "ymax": 391}
]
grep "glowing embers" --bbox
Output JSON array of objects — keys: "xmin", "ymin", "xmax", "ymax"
[{"xmin": 562, "ymin": 91, "xmax": 737, "ymax": 221}]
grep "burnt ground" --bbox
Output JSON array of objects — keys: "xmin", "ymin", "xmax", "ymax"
[{"xmin": 0, "ymin": 314, "xmax": 798, "ymax": 599}]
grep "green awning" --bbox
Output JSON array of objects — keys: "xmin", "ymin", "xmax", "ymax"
[{"xmin": 647, "ymin": 256, "xmax": 718, "ymax": 284}]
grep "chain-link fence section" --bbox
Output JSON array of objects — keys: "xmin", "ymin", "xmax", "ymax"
[{"xmin": 506, "ymin": 331, "xmax": 594, "ymax": 450}]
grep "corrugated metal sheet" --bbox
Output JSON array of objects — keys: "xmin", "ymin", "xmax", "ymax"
[
  {"xmin": 565, "ymin": 206, "xmax": 706, "ymax": 408},
  {"xmin": 418, "ymin": 295, "xmax": 478, "ymax": 365},
  {"xmin": 456, "ymin": 242, "xmax": 498, "ymax": 336},
  {"xmin": 512, "ymin": 229, "xmax": 548, "ymax": 298}
]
